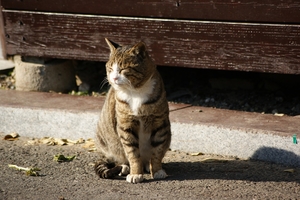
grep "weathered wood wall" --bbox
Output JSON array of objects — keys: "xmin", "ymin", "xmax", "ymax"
[
  {"xmin": 1, "ymin": 0, "xmax": 300, "ymax": 74},
  {"xmin": 2, "ymin": 0, "xmax": 300, "ymax": 23}
]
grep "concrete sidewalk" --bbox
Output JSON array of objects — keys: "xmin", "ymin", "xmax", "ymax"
[{"xmin": 0, "ymin": 89, "xmax": 299, "ymax": 167}]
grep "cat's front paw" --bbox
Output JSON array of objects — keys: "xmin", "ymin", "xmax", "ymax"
[
  {"xmin": 119, "ymin": 164, "xmax": 130, "ymax": 176},
  {"xmin": 153, "ymin": 169, "xmax": 167, "ymax": 179},
  {"xmin": 126, "ymin": 174, "xmax": 143, "ymax": 183}
]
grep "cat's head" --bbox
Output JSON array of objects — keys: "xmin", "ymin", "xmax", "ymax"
[{"xmin": 105, "ymin": 38, "xmax": 155, "ymax": 90}]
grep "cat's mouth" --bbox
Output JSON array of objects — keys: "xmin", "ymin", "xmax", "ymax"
[
  {"xmin": 111, "ymin": 79, "xmax": 128, "ymax": 87},
  {"xmin": 110, "ymin": 75, "xmax": 131, "ymax": 87}
]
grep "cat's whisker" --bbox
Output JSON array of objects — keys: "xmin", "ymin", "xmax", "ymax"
[
  {"xmin": 121, "ymin": 78, "xmax": 133, "ymax": 90},
  {"xmin": 99, "ymin": 78, "xmax": 109, "ymax": 89},
  {"xmin": 126, "ymin": 79, "xmax": 133, "ymax": 90}
]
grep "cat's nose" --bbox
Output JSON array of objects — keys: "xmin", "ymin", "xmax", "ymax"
[{"xmin": 112, "ymin": 77, "xmax": 119, "ymax": 84}]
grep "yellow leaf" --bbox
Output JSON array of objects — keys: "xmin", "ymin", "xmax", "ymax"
[
  {"xmin": 274, "ymin": 113, "xmax": 284, "ymax": 117},
  {"xmin": 8, "ymin": 164, "xmax": 40, "ymax": 176},
  {"xmin": 57, "ymin": 139, "xmax": 68, "ymax": 146},
  {"xmin": 3, "ymin": 132, "xmax": 19, "ymax": 141},
  {"xmin": 65, "ymin": 138, "xmax": 85, "ymax": 145},
  {"xmin": 82, "ymin": 141, "xmax": 96, "ymax": 152},
  {"xmin": 190, "ymin": 152, "xmax": 204, "ymax": 156},
  {"xmin": 284, "ymin": 169, "xmax": 295, "ymax": 173}
]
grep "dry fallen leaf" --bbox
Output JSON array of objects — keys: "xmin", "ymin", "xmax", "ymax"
[
  {"xmin": 274, "ymin": 113, "xmax": 284, "ymax": 117},
  {"xmin": 190, "ymin": 152, "xmax": 204, "ymax": 156},
  {"xmin": 56, "ymin": 139, "xmax": 68, "ymax": 146},
  {"xmin": 8, "ymin": 164, "xmax": 41, "ymax": 176},
  {"xmin": 26, "ymin": 137, "xmax": 96, "ymax": 151},
  {"xmin": 3, "ymin": 132, "xmax": 19, "ymax": 141},
  {"xmin": 41, "ymin": 137, "xmax": 57, "ymax": 145},
  {"xmin": 64, "ymin": 138, "xmax": 85, "ymax": 145},
  {"xmin": 284, "ymin": 169, "xmax": 295, "ymax": 173},
  {"xmin": 82, "ymin": 138, "xmax": 96, "ymax": 152},
  {"xmin": 27, "ymin": 137, "xmax": 85, "ymax": 146}
]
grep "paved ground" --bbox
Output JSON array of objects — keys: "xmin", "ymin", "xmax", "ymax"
[
  {"xmin": 0, "ymin": 135, "xmax": 299, "ymax": 200},
  {"xmin": 1, "ymin": 89, "xmax": 300, "ymax": 168}
]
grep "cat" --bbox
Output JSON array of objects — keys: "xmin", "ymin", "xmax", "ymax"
[{"xmin": 94, "ymin": 38, "xmax": 171, "ymax": 183}]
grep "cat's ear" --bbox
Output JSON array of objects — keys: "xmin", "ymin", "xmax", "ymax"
[
  {"xmin": 105, "ymin": 38, "xmax": 120, "ymax": 54},
  {"xmin": 129, "ymin": 42, "xmax": 147, "ymax": 59}
]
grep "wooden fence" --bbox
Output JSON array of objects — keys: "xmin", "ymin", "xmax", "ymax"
[{"xmin": 1, "ymin": 0, "xmax": 300, "ymax": 74}]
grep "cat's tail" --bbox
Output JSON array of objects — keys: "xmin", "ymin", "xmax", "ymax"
[{"xmin": 94, "ymin": 160, "xmax": 123, "ymax": 179}]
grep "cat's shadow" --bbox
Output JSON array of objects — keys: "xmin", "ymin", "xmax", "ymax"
[
  {"xmin": 111, "ymin": 159, "xmax": 299, "ymax": 183},
  {"xmin": 110, "ymin": 147, "xmax": 300, "ymax": 183},
  {"xmin": 160, "ymin": 159, "xmax": 300, "ymax": 183}
]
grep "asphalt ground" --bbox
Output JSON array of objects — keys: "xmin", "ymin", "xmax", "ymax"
[{"xmin": 0, "ymin": 135, "xmax": 299, "ymax": 200}]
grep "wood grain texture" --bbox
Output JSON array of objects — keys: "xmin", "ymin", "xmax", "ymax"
[
  {"xmin": 3, "ymin": 10, "xmax": 300, "ymax": 74},
  {"xmin": 2, "ymin": 0, "xmax": 300, "ymax": 23}
]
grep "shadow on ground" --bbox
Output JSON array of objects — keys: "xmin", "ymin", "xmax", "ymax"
[
  {"xmin": 161, "ymin": 147, "xmax": 300, "ymax": 183},
  {"xmin": 251, "ymin": 146, "xmax": 300, "ymax": 168},
  {"xmin": 163, "ymin": 160, "xmax": 300, "ymax": 183}
]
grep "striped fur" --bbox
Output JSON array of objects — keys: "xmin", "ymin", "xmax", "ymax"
[{"xmin": 94, "ymin": 39, "xmax": 171, "ymax": 183}]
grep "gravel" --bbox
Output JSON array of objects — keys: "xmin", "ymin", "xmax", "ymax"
[{"xmin": 0, "ymin": 70, "xmax": 15, "ymax": 90}]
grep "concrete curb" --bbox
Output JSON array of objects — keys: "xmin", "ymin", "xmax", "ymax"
[
  {"xmin": 1, "ymin": 90, "xmax": 299, "ymax": 167},
  {"xmin": 171, "ymin": 123, "xmax": 300, "ymax": 167}
]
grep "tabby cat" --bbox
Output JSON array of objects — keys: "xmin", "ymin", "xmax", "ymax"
[{"xmin": 94, "ymin": 39, "xmax": 171, "ymax": 183}]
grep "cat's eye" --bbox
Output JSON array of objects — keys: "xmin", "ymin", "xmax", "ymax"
[{"xmin": 119, "ymin": 69, "xmax": 128, "ymax": 74}]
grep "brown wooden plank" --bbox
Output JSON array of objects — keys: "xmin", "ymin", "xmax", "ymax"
[
  {"xmin": 3, "ymin": 10, "xmax": 300, "ymax": 74},
  {"xmin": 2, "ymin": 0, "xmax": 300, "ymax": 23}
]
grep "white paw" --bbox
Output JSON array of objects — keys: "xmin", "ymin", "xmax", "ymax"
[
  {"xmin": 119, "ymin": 164, "xmax": 130, "ymax": 176},
  {"xmin": 153, "ymin": 169, "xmax": 167, "ymax": 179},
  {"xmin": 126, "ymin": 174, "xmax": 143, "ymax": 183}
]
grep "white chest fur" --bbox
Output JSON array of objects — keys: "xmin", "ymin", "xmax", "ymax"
[{"xmin": 116, "ymin": 78, "xmax": 156, "ymax": 115}]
